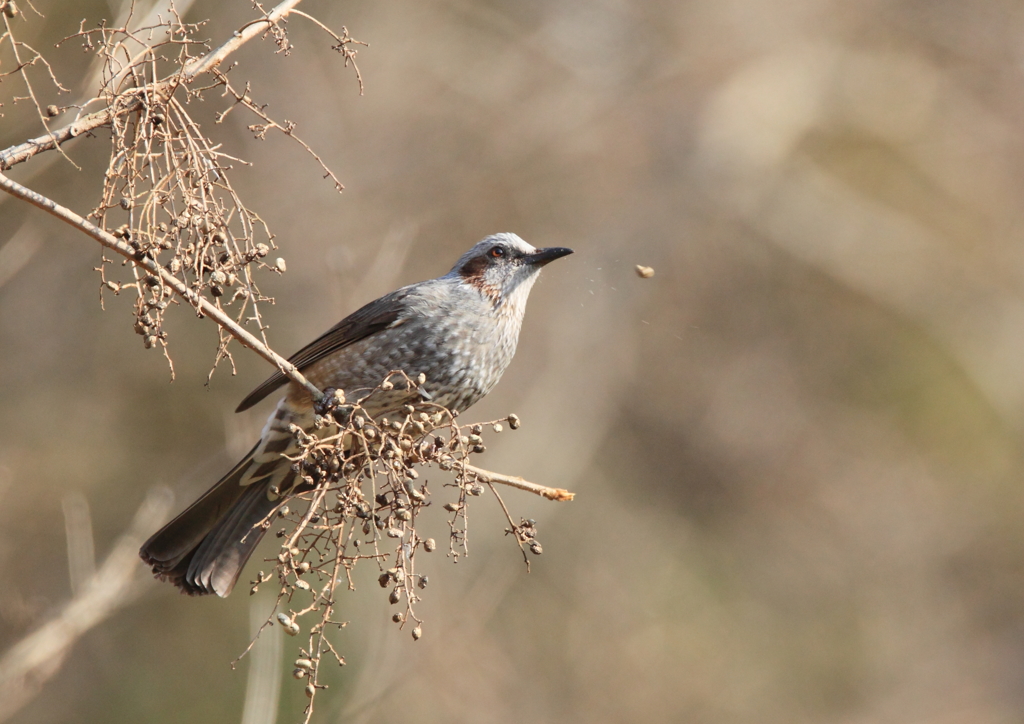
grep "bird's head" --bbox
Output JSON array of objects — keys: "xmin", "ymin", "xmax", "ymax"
[{"xmin": 449, "ymin": 233, "xmax": 573, "ymax": 307}]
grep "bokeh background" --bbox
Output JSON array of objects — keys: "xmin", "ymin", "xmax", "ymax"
[{"xmin": 4, "ymin": 0, "xmax": 1024, "ymax": 722}]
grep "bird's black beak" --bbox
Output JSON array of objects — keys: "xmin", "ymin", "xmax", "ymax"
[{"xmin": 524, "ymin": 247, "xmax": 574, "ymax": 267}]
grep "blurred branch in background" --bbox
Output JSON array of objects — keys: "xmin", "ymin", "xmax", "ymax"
[
  {"xmin": 61, "ymin": 492, "xmax": 97, "ymax": 596},
  {"xmin": 240, "ymin": 597, "xmax": 283, "ymax": 724},
  {"xmin": 0, "ymin": 487, "xmax": 173, "ymax": 723}
]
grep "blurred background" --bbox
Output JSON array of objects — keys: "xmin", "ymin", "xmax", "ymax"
[{"xmin": 4, "ymin": 0, "xmax": 1024, "ymax": 721}]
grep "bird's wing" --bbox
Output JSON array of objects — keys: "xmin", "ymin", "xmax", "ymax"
[{"xmin": 235, "ymin": 287, "xmax": 413, "ymax": 412}]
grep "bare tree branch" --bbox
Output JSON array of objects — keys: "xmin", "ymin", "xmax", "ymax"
[
  {"xmin": 0, "ymin": 169, "xmax": 324, "ymax": 404},
  {"xmin": 0, "ymin": 0, "xmax": 304, "ymax": 171}
]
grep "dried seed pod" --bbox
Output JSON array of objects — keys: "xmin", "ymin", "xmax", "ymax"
[
  {"xmin": 294, "ymin": 658, "xmax": 313, "ymax": 671},
  {"xmin": 292, "ymin": 668, "xmax": 307, "ymax": 679},
  {"xmin": 424, "ymin": 538, "xmax": 436, "ymax": 552},
  {"xmin": 396, "ymin": 509, "xmax": 412, "ymax": 521},
  {"xmin": 492, "ymin": 423, "xmax": 503, "ymax": 433},
  {"xmin": 210, "ymin": 284, "xmax": 224, "ymax": 297},
  {"xmin": 392, "ymin": 613, "xmax": 404, "ymax": 623},
  {"xmin": 409, "ymin": 488, "xmax": 424, "ymax": 502},
  {"xmin": 386, "ymin": 528, "xmax": 403, "ymax": 539},
  {"xmin": 529, "ymin": 541, "xmax": 543, "ymax": 555},
  {"xmin": 417, "ymin": 575, "xmax": 429, "ymax": 589},
  {"xmin": 211, "ymin": 270, "xmax": 227, "ymax": 284},
  {"xmin": 403, "ymin": 404, "xmax": 415, "ymax": 416},
  {"xmin": 378, "ymin": 572, "xmax": 391, "ymax": 588},
  {"xmin": 507, "ymin": 414, "xmax": 521, "ymax": 430},
  {"xmin": 295, "ymin": 579, "xmax": 310, "ymax": 591},
  {"xmin": 416, "ymin": 373, "xmax": 426, "ymax": 385},
  {"xmin": 120, "ymin": 197, "xmax": 132, "ymax": 210},
  {"xmin": 635, "ymin": 264, "xmax": 655, "ymax": 278},
  {"xmin": 254, "ymin": 243, "xmax": 270, "ymax": 257},
  {"xmin": 411, "ymin": 626, "xmax": 422, "ymax": 641},
  {"xmin": 212, "ymin": 231, "xmax": 227, "ymax": 244},
  {"xmin": 277, "ymin": 613, "xmax": 300, "ymax": 635},
  {"xmin": 277, "ymin": 505, "xmax": 290, "ymax": 518},
  {"xmin": 275, "ymin": 257, "xmax": 287, "ymax": 272},
  {"xmin": 467, "ymin": 484, "xmax": 484, "ymax": 496},
  {"xmin": 143, "ymin": 335, "xmax": 157, "ymax": 350},
  {"xmin": 380, "ymin": 380, "xmax": 394, "ymax": 391},
  {"xmin": 46, "ymin": 104, "xmax": 59, "ymax": 117},
  {"xmin": 297, "ymin": 560, "xmax": 311, "ymax": 573},
  {"xmin": 472, "ymin": 444, "xmax": 486, "ymax": 454},
  {"xmin": 305, "ymin": 684, "xmax": 315, "ymax": 699},
  {"xmin": 471, "ymin": 424, "xmax": 483, "ymax": 435},
  {"xmin": 389, "ymin": 589, "xmax": 400, "ymax": 604}
]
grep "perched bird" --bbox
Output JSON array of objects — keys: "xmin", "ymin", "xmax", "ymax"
[{"xmin": 140, "ymin": 234, "xmax": 573, "ymax": 596}]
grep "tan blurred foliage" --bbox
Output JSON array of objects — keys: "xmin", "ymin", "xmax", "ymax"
[{"xmin": 4, "ymin": 0, "xmax": 1024, "ymax": 722}]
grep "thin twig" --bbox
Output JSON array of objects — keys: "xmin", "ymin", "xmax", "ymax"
[
  {"xmin": 0, "ymin": 170, "xmax": 324, "ymax": 404},
  {"xmin": 0, "ymin": 0, "xmax": 305, "ymax": 171},
  {"xmin": 461, "ymin": 463, "xmax": 575, "ymax": 501}
]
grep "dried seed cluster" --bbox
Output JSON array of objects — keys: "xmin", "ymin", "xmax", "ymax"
[
  {"xmin": 241, "ymin": 372, "xmax": 536, "ymax": 719},
  {"xmin": 53, "ymin": 12, "xmax": 363, "ymax": 385}
]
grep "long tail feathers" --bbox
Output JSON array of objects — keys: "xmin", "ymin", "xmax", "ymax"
[{"xmin": 140, "ymin": 401, "xmax": 311, "ymax": 597}]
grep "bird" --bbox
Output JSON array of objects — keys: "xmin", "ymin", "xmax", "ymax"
[{"xmin": 140, "ymin": 233, "xmax": 573, "ymax": 597}]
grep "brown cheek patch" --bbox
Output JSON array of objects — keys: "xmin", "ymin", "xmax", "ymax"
[
  {"xmin": 459, "ymin": 255, "xmax": 489, "ymax": 281},
  {"xmin": 459, "ymin": 255, "xmax": 503, "ymax": 305}
]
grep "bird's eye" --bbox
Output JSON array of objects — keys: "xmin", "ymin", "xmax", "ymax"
[{"xmin": 490, "ymin": 246, "xmax": 506, "ymax": 259}]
